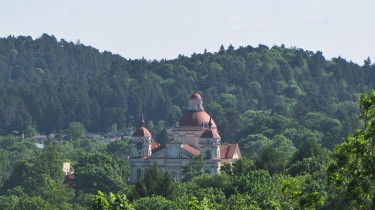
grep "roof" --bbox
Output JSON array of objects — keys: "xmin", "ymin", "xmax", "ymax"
[
  {"xmin": 178, "ymin": 110, "xmax": 216, "ymax": 127},
  {"xmin": 200, "ymin": 128, "xmax": 221, "ymax": 138},
  {"xmin": 220, "ymin": 144, "xmax": 239, "ymax": 159},
  {"xmin": 132, "ymin": 126, "xmax": 151, "ymax": 137},
  {"xmin": 190, "ymin": 92, "xmax": 202, "ymax": 99},
  {"xmin": 182, "ymin": 144, "xmax": 201, "ymax": 156},
  {"xmin": 151, "ymin": 143, "xmax": 165, "ymax": 153},
  {"xmin": 132, "ymin": 113, "xmax": 151, "ymax": 137}
]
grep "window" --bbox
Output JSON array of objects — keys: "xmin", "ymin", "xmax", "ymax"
[
  {"xmin": 203, "ymin": 122, "xmax": 208, "ymax": 128},
  {"xmin": 205, "ymin": 169, "xmax": 211, "ymax": 174},
  {"xmin": 205, "ymin": 150, "xmax": 211, "ymax": 159},
  {"xmin": 175, "ymin": 122, "xmax": 179, "ymax": 127},
  {"xmin": 137, "ymin": 142, "xmax": 142, "ymax": 150}
]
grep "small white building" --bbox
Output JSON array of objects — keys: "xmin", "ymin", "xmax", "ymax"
[{"xmin": 128, "ymin": 92, "xmax": 241, "ymax": 182}]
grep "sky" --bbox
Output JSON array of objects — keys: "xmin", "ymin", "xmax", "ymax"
[{"xmin": 1, "ymin": 0, "xmax": 374, "ymax": 65}]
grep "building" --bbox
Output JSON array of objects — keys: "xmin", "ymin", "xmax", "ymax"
[{"xmin": 128, "ymin": 92, "xmax": 241, "ymax": 182}]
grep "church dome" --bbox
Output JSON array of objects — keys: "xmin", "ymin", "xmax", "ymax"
[
  {"xmin": 178, "ymin": 110, "xmax": 216, "ymax": 127},
  {"xmin": 177, "ymin": 92, "xmax": 216, "ymax": 127},
  {"xmin": 132, "ymin": 113, "xmax": 151, "ymax": 137},
  {"xmin": 200, "ymin": 128, "xmax": 220, "ymax": 138},
  {"xmin": 132, "ymin": 127, "xmax": 151, "ymax": 137}
]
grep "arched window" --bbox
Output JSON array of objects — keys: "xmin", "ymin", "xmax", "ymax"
[
  {"xmin": 136, "ymin": 169, "xmax": 142, "ymax": 180},
  {"xmin": 205, "ymin": 150, "xmax": 211, "ymax": 159},
  {"xmin": 137, "ymin": 142, "xmax": 143, "ymax": 150}
]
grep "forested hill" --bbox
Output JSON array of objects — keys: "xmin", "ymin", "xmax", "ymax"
[{"xmin": 1, "ymin": 34, "xmax": 374, "ymax": 145}]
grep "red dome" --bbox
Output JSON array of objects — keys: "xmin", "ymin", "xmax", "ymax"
[
  {"xmin": 178, "ymin": 110, "xmax": 216, "ymax": 127},
  {"xmin": 200, "ymin": 128, "xmax": 221, "ymax": 138},
  {"xmin": 190, "ymin": 92, "xmax": 202, "ymax": 99},
  {"xmin": 132, "ymin": 127, "xmax": 151, "ymax": 137}
]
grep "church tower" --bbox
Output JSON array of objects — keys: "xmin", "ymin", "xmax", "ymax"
[
  {"xmin": 173, "ymin": 91, "xmax": 217, "ymax": 148},
  {"xmin": 200, "ymin": 118, "xmax": 221, "ymax": 159},
  {"xmin": 130, "ymin": 113, "xmax": 152, "ymax": 157}
]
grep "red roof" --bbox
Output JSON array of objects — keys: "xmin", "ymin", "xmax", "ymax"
[
  {"xmin": 151, "ymin": 143, "xmax": 165, "ymax": 153},
  {"xmin": 178, "ymin": 110, "xmax": 216, "ymax": 127},
  {"xmin": 190, "ymin": 92, "xmax": 202, "ymax": 99},
  {"xmin": 182, "ymin": 144, "xmax": 201, "ymax": 156},
  {"xmin": 220, "ymin": 144, "xmax": 239, "ymax": 159},
  {"xmin": 200, "ymin": 128, "xmax": 221, "ymax": 138},
  {"xmin": 132, "ymin": 127, "xmax": 151, "ymax": 137}
]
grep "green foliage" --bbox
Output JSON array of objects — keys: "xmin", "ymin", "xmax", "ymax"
[
  {"xmin": 225, "ymin": 194, "xmax": 261, "ymax": 210},
  {"xmin": 232, "ymin": 158, "xmax": 256, "ymax": 176},
  {"xmin": 181, "ymin": 155, "xmax": 204, "ymax": 182},
  {"xmin": 133, "ymin": 163, "xmax": 176, "ymax": 200},
  {"xmin": 65, "ymin": 122, "xmax": 86, "ymax": 140},
  {"xmin": 290, "ymin": 138, "xmax": 325, "ymax": 163},
  {"xmin": 133, "ymin": 195, "xmax": 175, "ymax": 209},
  {"xmin": 1, "ymin": 144, "xmax": 74, "ymax": 209},
  {"xmin": 90, "ymin": 191, "xmax": 132, "ymax": 210},
  {"xmin": 107, "ymin": 139, "xmax": 130, "ymax": 156},
  {"xmin": 155, "ymin": 128, "xmax": 172, "ymax": 145},
  {"xmin": 328, "ymin": 91, "xmax": 375, "ymax": 209},
  {"xmin": 0, "ymin": 35, "xmax": 371, "ymax": 146},
  {"xmin": 1, "ymin": 35, "xmax": 375, "ymax": 209},
  {"xmin": 74, "ymin": 152, "xmax": 129, "ymax": 194}
]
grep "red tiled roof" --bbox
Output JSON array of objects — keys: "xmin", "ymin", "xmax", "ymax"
[
  {"xmin": 200, "ymin": 128, "xmax": 221, "ymax": 138},
  {"xmin": 190, "ymin": 92, "xmax": 202, "ymax": 99},
  {"xmin": 220, "ymin": 144, "xmax": 238, "ymax": 159},
  {"xmin": 132, "ymin": 127, "xmax": 151, "ymax": 137},
  {"xmin": 182, "ymin": 144, "xmax": 201, "ymax": 156},
  {"xmin": 151, "ymin": 143, "xmax": 165, "ymax": 153},
  {"xmin": 178, "ymin": 110, "xmax": 216, "ymax": 127}
]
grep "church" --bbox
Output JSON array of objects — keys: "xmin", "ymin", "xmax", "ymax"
[{"xmin": 128, "ymin": 92, "xmax": 241, "ymax": 182}]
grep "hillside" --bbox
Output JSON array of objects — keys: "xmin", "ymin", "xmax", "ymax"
[
  {"xmin": 1, "ymin": 34, "xmax": 375, "ymax": 209},
  {"xmin": 0, "ymin": 34, "xmax": 374, "ymax": 147}
]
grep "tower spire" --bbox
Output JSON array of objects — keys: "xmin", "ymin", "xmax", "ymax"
[{"xmin": 140, "ymin": 113, "xmax": 145, "ymax": 127}]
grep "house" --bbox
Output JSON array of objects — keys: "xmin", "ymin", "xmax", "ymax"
[{"xmin": 128, "ymin": 92, "xmax": 241, "ymax": 182}]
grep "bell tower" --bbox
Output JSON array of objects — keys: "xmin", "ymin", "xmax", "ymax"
[
  {"xmin": 131, "ymin": 113, "xmax": 152, "ymax": 157},
  {"xmin": 199, "ymin": 118, "xmax": 221, "ymax": 159}
]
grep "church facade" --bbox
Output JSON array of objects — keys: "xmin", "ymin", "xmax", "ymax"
[{"xmin": 128, "ymin": 92, "xmax": 241, "ymax": 182}]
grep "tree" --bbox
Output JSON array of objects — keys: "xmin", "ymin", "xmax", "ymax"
[
  {"xmin": 256, "ymin": 147, "xmax": 284, "ymax": 174},
  {"xmin": 133, "ymin": 163, "xmax": 176, "ymax": 200},
  {"xmin": 74, "ymin": 153, "xmax": 129, "ymax": 194},
  {"xmin": 327, "ymin": 91, "xmax": 375, "ymax": 209},
  {"xmin": 181, "ymin": 155, "xmax": 204, "ymax": 182},
  {"xmin": 290, "ymin": 138, "xmax": 325, "ymax": 163},
  {"xmin": 232, "ymin": 158, "xmax": 255, "ymax": 176},
  {"xmin": 64, "ymin": 122, "xmax": 86, "ymax": 140},
  {"xmin": 155, "ymin": 128, "xmax": 172, "ymax": 145},
  {"xmin": 133, "ymin": 195, "xmax": 175, "ymax": 209},
  {"xmin": 107, "ymin": 140, "xmax": 130, "ymax": 156},
  {"xmin": 90, "ymin": 191, "xmax": 132, "ymax": 210}
]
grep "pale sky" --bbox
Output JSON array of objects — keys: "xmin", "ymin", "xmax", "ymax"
[{"xmin": 1, "ymin": 0, "xmax": 374, "ymax": 65}]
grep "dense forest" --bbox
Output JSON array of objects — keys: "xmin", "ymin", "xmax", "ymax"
[{"xmin": 0, "ymin": 34, "xmax": 375, "ymax": 209}]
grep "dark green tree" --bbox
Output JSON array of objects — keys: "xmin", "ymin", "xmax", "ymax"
[
  {"xmin": 155, "ymin": 128, "xmax": 172, "ymax": 145},
  {"xmin": 181, "ymin": 155, "xmax": 204, "ymax": 182},
  {"xmin": 74, "ymin": 153, "xmax": 129, "ymax": 194},
  {"xmin": 133, "ymin": 163, "xmax": 176, "ymax": 200},
  {"xmin": 64, "ymin": 122, "xmax": 86, "ymax": 140},
  {"xmin": 327, "ymin": 91, "xmax": 375, "ymax": 209}
]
